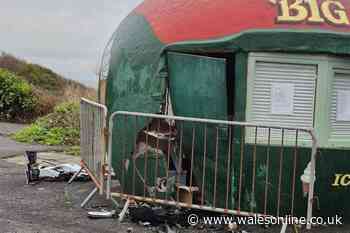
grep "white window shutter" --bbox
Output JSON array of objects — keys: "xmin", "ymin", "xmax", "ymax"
[{"xmin": 248, "ymin": 61, "xmax": 317, "ymax": 145}]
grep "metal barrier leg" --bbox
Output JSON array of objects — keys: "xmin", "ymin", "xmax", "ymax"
[
  {"xmin": 81, "ymin": 187, "xmax": 98, "ymax": 208},
  {"xmin": 111, "ymin": 197, "xmax": 120, "ymax": 208},
  {"xmin": 280, "ymin": 223, "xmax": 288, "ymax": 233},
  {"xmin": 68, "ymin": 167, "xmax": 83, "ymax": 184},
  {"xmin": 118, "ymin": 198, "xmax": 131, "ymax": 222}
]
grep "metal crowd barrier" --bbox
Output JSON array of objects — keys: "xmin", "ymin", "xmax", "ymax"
[
  {"xmin": 78, "ymin": 98, "xmax": 107, "ymax": 195},
  {"xmin": 106, "ymin": 111, "xmax": 318, "ymax": 229}
]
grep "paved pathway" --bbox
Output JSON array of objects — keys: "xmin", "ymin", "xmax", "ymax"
[
  {"xmin": 4, "ymin": 151, "xmax": 80, "ymax": 166},
  {"xmin": 0, "ymin": 122, "xmax": 27, "ymax": 136},
  {"xmin": 0, "ymin": 122, "xmax": 62, "ymax": 158}
]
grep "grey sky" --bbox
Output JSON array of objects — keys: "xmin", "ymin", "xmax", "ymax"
[{"xmin": 0, "ymin": 0, "xmax": 143, "ymax": 88}]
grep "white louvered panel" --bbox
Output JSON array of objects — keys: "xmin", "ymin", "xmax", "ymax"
[
  {"xmin": 330, "ymin": 70, "xmax": 350, "ymax": 140},
  {"xmin": 248, "ymin": 61, "xmax": 317, "ymax": 144}
]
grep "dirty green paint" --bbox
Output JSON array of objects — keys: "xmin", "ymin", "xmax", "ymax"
[
  {"xmin": 315, "ymin": 148, "xmax": 350, "ymax": 220},
  {"xmin": 167, "ymin": 52, "xmax": 228, "ymax": 120},
  {"xmin": 235, "ymin": 145, "xmax": 310, "ymax": 216},
  {"xmin": 106, "ymin": 14, "xmax": 166, "ymax": 173},
  {"xmin": 106, "ymin": 14, "xmax": 165, "ymax": 114},
  {"xmin": 242, "ymin": 146, "xmax": 350, "ymax": 219}
]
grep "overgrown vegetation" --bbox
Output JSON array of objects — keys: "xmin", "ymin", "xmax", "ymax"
[
  {"xmin": 0, "ymin": 52, "xmax": 96, "ymax": 121},
  {"xmin": 12, "ymin": 102, "xmax": 80, "ymax": 155},
  {"xmin": 0, "ymin": 69, "xmax": 37, "ymax": 121},
  {"xmin": 0, "ymin": 52, "xmax": 97, "ymax": 154}
]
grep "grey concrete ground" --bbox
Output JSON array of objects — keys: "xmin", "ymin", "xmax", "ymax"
[
  {"xmin": 1, "ymin": 157, "xmax": 349, "ymax": 233},
  {"xmin": 0, "ymin": 159, "xmax": 143, "ymax": 233},
  {"xmin": 0, "ymin": 135, "xmax": 63, "ymax": 159},
  {"xmin": 0, "ymin": 123, "xmax": 349, "ymax": 233}
]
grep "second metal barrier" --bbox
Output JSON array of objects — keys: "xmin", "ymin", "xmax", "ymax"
[{"xmin": 107, "ymin": 111, "xmax": 317, "ymax": 229}]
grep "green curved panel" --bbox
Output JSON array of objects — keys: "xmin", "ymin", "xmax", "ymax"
[{"xmin": 106, "ymin": 14, "xmax": 166, "ymax": 173}]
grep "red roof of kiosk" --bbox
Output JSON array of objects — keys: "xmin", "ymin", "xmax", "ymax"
[{"xmin": 135, "ymin": 0, "xmax": 350, "ymax": 44}]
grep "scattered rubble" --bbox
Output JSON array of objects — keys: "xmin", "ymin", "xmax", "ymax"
[
  {"xmin": 39, "ymin": 163, "xmax": 89, "ymax": 181},
  {"xmin": 24, "ymin": 150, "xmax": 89, "ymax": 184}
]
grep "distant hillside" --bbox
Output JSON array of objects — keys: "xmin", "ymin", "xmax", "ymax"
[
  {"xmin": 0, "ymin": 52, "xmax": 95, "ymax": 96},
  {"xmin": 0, "ymin": 52, "xmax": 96, "ymax": 121}
]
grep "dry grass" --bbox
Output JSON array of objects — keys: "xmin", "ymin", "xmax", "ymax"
[
  {"xmin": 32, "ymin": 84, "xmax": 97, "ymax": 119},
  {"xmin": 62, "ymin": 84, "xmax": 97, "ymax": 103}
]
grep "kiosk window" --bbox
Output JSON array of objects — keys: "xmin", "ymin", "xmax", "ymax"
[
  {"xmin": 246, "ymin": 53, "xmax": 350, "ymax": 148},
  {"xmin": 329, "ymin": 68, "xmax": 350, "ymax": 144},
  {"xmin": 246, "ymin": 57, "xmax": 317, "ymax": 146}
]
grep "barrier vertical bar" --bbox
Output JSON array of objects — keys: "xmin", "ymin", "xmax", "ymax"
[
  {"xmin": 307, "ymin": 129, "xmax": 318, "ymax": 230},
  {"xmin": 213, "ymin": 127, "xmax": 219, "ymax": 208},
  {"xmin": 201, "ymin": 124, "xmax": 208, "ymax": 207},
  {"xmin": 264, "ymin": 128, "xmax": 271, "ymax": 215},
  {"xmin": 277, "ymin": 129, "xmax": 285, "ymax": 217},
  {"xmin": 291, "ymin": 129, "xmax": 299, "ymax": 216}
]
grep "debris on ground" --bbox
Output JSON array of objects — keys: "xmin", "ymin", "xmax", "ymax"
[
  {"xmin": 39, "ymin": 163, "xmax": 89, "ymax": 181},
  {"xmin": 87, "ymin": 209, "xmax": 117, "ymax": 219},
  {"xmin": 24, "ymin": 150, "xmax": 89, "ymax": 183},
  {"xmin": 123, "ymin": 203, "xmax": 254, "ymax": 233},
  {"xmin": 129, "ymin": 205, "xmax": 188, "ymax": 227}
]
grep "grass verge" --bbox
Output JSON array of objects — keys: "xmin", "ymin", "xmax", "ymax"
[{"xmin": 12, "ymin": 102, "xmax": 80, "ymax": 155}]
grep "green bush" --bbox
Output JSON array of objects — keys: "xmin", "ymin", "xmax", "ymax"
[
  {"xmin": 12, "ymin": 102, "xmax": 80, "ymax": 154},
  {"xmin": 0, "ymin": 68, "xmax": 37, "ymax": 121}
]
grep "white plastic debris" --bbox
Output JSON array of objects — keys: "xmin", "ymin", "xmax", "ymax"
[
  {"xmin": 87, "ymin": 210, "xmax": 116, "ymax": 219},
  {"xmin": 39, "ymin": 166, "xmax": 61, "ymax": 178},
  {"xmin": 57, "ymin": 164, "xmax": 81, "ymax": 173},
  {"xmin": 39, "ymin": 163, "xmax": 88, "ymax": 180}
]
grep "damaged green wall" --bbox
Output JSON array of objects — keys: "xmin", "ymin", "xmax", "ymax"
[{"xmin": 106, "ymin": 14, "xmax": 166, "ymax": 173}]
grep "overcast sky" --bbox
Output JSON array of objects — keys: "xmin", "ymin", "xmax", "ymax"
[{"xmin": 0, "ymin": 0, "xmax": 143, "ymax": 88}]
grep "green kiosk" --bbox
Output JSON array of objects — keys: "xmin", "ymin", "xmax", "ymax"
[{"xmin": 100, "ymin": 0, "xmax": 350, "ymax": 222}]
